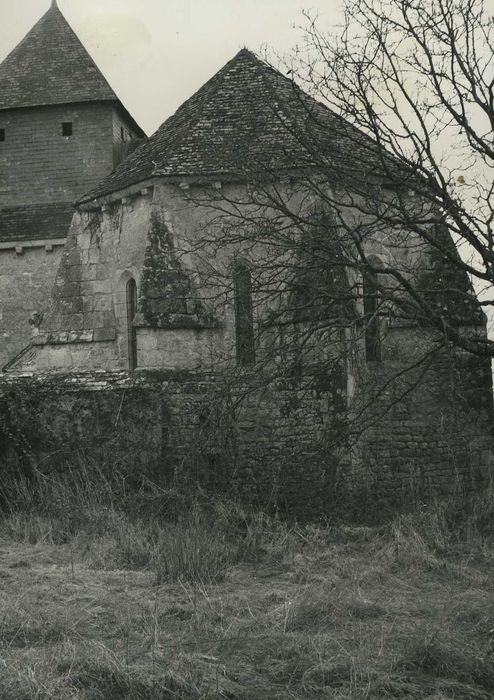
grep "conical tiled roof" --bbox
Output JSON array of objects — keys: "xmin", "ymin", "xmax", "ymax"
[
  {"xmin": 0, "ymin": 2, "xmax": 119, "ymax": 110},
  {"xmin": 80, "ymin": 49, "xmax": 388, "ymax": 203}
]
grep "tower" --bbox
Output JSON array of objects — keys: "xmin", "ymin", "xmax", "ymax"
[{"xmin": 0, "ymin": 2, "xmax": 145, "ymax": 366}]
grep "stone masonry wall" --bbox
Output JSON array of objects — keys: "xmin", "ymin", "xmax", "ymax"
[
  {"xmin": 0, "ymin": 103, "xmax": 141, "ymax": 370},
  {"xmin": 0, "ymin": 103, "xmax": 115, "ymax": 207},
  {"xmin": 11, "ymin": 180, "xmax": 323, "ymax": 373},
  {"xmin": 0, "ymin": 245, "xmax": 63, "ymax": 368},
  {"xmin": 0, "ymin": 369, "xmax": 348, "ymax": 522},
  {"xmin": 0, "ymin": 362, "xmax": 491, "ymax": 521},
  {"xmin": 26, "ymin": 196, "xmax": 155, "ymax": 371},
  {"xmin": 355, "ymin": 326, "xmax": 493, "ymax": 512}
]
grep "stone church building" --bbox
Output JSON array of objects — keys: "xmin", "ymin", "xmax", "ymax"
[{"xmin": 0, "ymin": 2, "xmax": 492, "ymax": 517}]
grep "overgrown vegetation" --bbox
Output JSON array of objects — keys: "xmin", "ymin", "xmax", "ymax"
[{"xmin": 0, "ymin": 463, "xmax": 493, "ymax": 699}]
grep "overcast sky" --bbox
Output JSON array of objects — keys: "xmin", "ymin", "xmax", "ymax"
[{"xmin": 0, "ymin": 0, "xmax": 341, "ymax": 135}]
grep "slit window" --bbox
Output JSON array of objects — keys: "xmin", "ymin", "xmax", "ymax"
[
  {"xmin": 234, "ymin": 262, "xmax": 255, "ymax": 366},
  {"xmin": 62, "ymin": 122, "xmax": 73, "ymax": 137},
  {"xmin": 126, "ymin": 278, "xmax": 138, "ymax": 370},
  {"xmin": 363, "ymin": 268, "xmax": 381, "ymax": 362},
  {"xmin": 0, "ymin": 129, "xmax": 5, "ymax": 142}
]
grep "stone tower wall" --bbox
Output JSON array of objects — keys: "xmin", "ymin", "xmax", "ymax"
[{"xmin": 0, "ymin": 103, "xmax": 137, "ymax": 208}]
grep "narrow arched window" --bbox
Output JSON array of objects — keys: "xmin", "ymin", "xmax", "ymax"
[
  {"xmin": 126, "ymin": 278, "xmax": 138, "ymax": 370},
  {"xmin": 234, "ymin": 262, "xmax": 255, "ymax": 366},
  {"xmin": 363, "ymin": 268, "xmax": 381, "ymax": 362}
]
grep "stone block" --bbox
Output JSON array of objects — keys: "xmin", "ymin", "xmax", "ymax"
[
  {"xmin": 137, "ymin": 332, "xmax": 158, "ymax": 351},
  {"xmin": 88, "ymin": 248, "xmax": 101, "ymax": 264},
  {"xmin": 58, "ymin": 282, "xmax": 80, "ymax": 298},
  {"xmin": 81, "ymin": 264, "xmax": 99, "ymax": 282},
  {"xmin": 69, "ymin": 314, "xmax": 84, "ymax": 330},
  {"xmin": 93, "ymin": 328, "xmax": 117, "ymax": 342},
  {"xmin": 84, "ymin": 312, "xmax": 106, "ymax": 329},
  {"xmin": 93, "ymin": 294, "xmax": 113, "ymax": 312},
  {"xmin": 82, "ymin": 296, "xmax": 95, "ymax": 314},
  {"xmin": 96, "ymin": 265, "xmax": 108, "ymax": 281},
  {"xmin": 103, "ymin": 311, "xmax": 116, "ymax": 327},
  {"xmin": 84, "ymin": 280, "xmax": 109, "ymax": 295}
]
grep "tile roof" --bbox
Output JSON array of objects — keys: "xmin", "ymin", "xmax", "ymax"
[
  {"xmin": 0, "ymin": 3, "xmax": 119, "ymax": 110},
  {"xmin": 0, "ymin": 202, "xmax": 73, "ymax": 242},
  {"xmin": 80, "ymin": 48, "xmax": 390, "ymax": 203}
]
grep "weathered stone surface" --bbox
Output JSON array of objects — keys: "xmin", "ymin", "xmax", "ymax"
[
  {"xmin": 0, "ymin": 104, "xmax": 123, "ymax": 210},
  {"xmin": 0, "ymin": 361, "xmax": 491, "ymax": 520},
  {"xmin": 138, "ymin": 208, "xmax": 220, "ymax": 329},
  {"xmin": 0, "ymin": 5, "xmax": 144, "ymax": 368},
  {"xmin": 0, "ymin": 245, "xmax": 63, "ymax": 368}
]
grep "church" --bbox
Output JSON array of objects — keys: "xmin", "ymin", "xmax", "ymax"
[{"xmin": 0, "ymin": 2, "xmax": 492, "ymax": 517}]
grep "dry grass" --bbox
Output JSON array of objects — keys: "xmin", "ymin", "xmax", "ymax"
[{"xmin": 0, "ymin": 468, "xmax": 493, "ymax": 698}]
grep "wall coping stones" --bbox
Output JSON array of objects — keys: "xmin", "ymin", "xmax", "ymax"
[
  {"xmin": 0, "ymin": 368, "xmax": 224, "ymax": 393},
  {"xmin": 32, "ymin": 329, "xmax": 117, "ymax": 345},
  {"xmin": 133, "ymin": 312, "xmax": 223, "ymax": 330},
  {"xmin": 0, "ymin": 369, "xmax": 347, "ymax": 407}
]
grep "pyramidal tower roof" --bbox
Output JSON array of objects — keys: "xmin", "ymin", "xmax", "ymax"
[
  {"xmin": 0, "ymin": 1, "xmax": 120, "ymax": 110},
  {"xmin": 80, "ymin": 48, "xmax": 380, "ymax": 203}
]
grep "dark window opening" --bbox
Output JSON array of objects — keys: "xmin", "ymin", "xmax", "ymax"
[
  {"xmin": 121, "ymin": 126, "xmax": 125, "ymax": 142},
  {"xmin": 126, "ymin": 278, "xmax": 138, "ymax": 370},
  {"xmin": 363, "ymin": 268, "xmax": 381, "ymax": 362},
  {"xmin": 234, "ymin": 262, "xmax": 255, "ymax": 366},
  {"xmin": 62, "ymin": 122, "xmax": 73, "ymax": 137},
  {"xmin": 0, "ymin": 129, "xmax": 5, "ymax": 142}
]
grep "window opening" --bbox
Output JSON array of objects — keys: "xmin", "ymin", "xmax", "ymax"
[
  {"xmin": 234, "ymin": 262, "xmax": 255, "ymax": 366},
  {"xmin": 0, "ymin": 129, "xmax": 5, "ymax": 142},
  {"xmin": 363, "ymin": 268, "xmax": 381, "ymax": 362},
  {"xmin": 126, "ymin": 278, "xmax": 138, "ymax": 370},
  {"xmin": 62, "ymin": 122, "xmax": 73, "ymax": 137}
]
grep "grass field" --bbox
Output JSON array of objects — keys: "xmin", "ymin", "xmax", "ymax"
[{"xmin": 0, "ymin": 467, "xmax": 493, "ymax": 699}]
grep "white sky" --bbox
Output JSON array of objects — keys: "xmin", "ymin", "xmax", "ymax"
[{"xmin": 0, "ymin": 0, "xmax": 342, "ymax": 135}]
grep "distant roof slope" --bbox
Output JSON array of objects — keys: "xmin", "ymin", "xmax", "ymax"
[
  {"xmin": 0, "ymin": 1, "xmax": 142, "ymax": 132},
  {"xmin": 80, "ymin": 48, "xmax": 393, "ymax": 203},
  {"xmin": 0, "ymin": 202, "xmax": 73, "ymax": 242}
]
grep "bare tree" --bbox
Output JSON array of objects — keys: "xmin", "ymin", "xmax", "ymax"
[
  {"xmin": 164, "ymin": 4, "xmax": 494, "ymax": 463},
  {"xmin": 289, "ymin": 0, "xmax": 494, "ymax": 357}
]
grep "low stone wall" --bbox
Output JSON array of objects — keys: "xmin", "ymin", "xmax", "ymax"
[
  {"xmin": 0, "ymin": 368, "xmax": 348, "ymax": 521},
  {"xmin": 357, "ymin": 336, "xmax": 494, "ymax": 512},
  {"xmin": 0, "ymin": 359, "xmax": 492, "ymax": 521}
]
